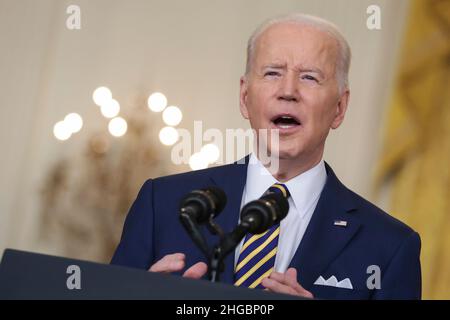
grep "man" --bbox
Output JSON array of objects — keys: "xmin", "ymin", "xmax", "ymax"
[{"xmin": 111, "ymin": 13, "xmax": 421, "ymax": 299}]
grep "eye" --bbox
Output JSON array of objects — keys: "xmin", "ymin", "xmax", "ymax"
[
  {"xmin": 301, "ymin": 74, "xmax": 318, "ymax": 82},
  {"xmin": 264, "ymin": 71, "xmax": 281, "ymax": 77}
]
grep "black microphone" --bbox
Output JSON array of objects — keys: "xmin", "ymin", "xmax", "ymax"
[
  {"xmin": 179, "ymin": 186, "xmax": 227, "ymax": 224},
  {"xmin": 179, "ymin": 186, "xmax": 227, "ymax": 257},
  {"xmin": 240, "ymin": 192, "xmax": 289, "ymax": 233},
  {"xmin": 218, "ymin": 191, "xmax": 289, "ymax": 259}
]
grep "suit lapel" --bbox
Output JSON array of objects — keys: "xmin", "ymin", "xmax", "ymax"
[
  {"xmin": 208, "ymin": 156, "xmax": 249, "ymax": 283},
  {"xmin": 289, "ymin": 162, "xmax": 361, "ymax": 289}
]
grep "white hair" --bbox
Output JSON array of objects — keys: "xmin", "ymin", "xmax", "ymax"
[{"xmin": 245, "ymin": 13, "xmax": 351, "ymax": 92}]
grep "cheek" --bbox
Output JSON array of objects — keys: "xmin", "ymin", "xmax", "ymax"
[
  {"xmin": 302, "ymin": 97, "xmax": 337, "ymax": 136},
  {"xmin": 304, "ymin": 88, "xmax": 337, "ymax": 119},
  {"xmin": 248, "ymin": 83, "xmax": 272, "ymax": 104},
  {"xmin": 246, "ymin": 85, "xmax": 273, "ymax": 119},
  {"xmin": 306, "ymin": 111, "xmax": 333, "ymax": 138}
]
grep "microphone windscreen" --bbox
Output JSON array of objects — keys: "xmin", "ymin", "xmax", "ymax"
[
  {"xmin": 261, "ymin": 192, "xmax": 289, "ymax": 221},
  {"xmin": 207, "ymin": 186, "xmax": 227, "ymax": 214},
  {"xmin": 179, "ymin": 186, "xmax": 227, "ymax": 223}
]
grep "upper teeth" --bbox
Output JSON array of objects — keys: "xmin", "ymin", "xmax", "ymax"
[{"xmin": 281, "ymin": 116, "xmax": 292, "ymax": 119}]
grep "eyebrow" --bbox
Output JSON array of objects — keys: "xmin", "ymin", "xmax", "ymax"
[
  {"xmin": 261, "ymin": 64, "xmax": 324, "ymax": 77},
  {"xmin": 262, "ymin": 64, "xmax": 285, "ymax": 69},
  {"xmin": 299, "ymin": 68, "xmax": 324, "ymax": 78}
]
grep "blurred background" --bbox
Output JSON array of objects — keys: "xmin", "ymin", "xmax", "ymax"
[{"xmin": 0, "ymin": 0, "xmax": 448, "ymax": 299}]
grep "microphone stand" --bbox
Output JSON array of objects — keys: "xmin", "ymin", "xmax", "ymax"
[
  {"xmin": 206, "ymin": 217, "xmax": 225, "ymax": 282},
  {"xmin": 209, "ymin": 245, "xmax": 224, "ymax": 282},
  {"xmin": 179, "ymin": 211, "xmax": 210, "ymax": 258},
  {"xmin": 208, "ymin": 221, "xmax": 251, "ymax": 283},
  {"xmin": 179, "ymin": 212, "xmax": 234, "ymax": 283}
]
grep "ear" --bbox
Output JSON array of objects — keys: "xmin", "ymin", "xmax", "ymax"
[
  {"xmin": 239, "ymin": 75, "xmax": 249, "ymax": 119},
  {"xmin": 331, "ymin": 89, "xmax": 350, "ymax": 129}
]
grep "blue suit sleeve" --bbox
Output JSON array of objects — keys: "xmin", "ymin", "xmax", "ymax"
[
  {"xmin": 373, "ymin": 231, "xmax": 422, "ymax": 299},
  {"xmin": 110, "ymin": 179, "xmax": 155, "ymax": 270}
]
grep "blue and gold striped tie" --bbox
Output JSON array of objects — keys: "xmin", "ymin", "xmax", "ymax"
[{"xmin": 234, "ymin": 183, "xmax": 290, "ymax": 289}]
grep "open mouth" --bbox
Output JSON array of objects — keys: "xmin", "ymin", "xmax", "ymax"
[{"xmin": 271, "ymin": 115, "xmax": 301, "ymax": 129}]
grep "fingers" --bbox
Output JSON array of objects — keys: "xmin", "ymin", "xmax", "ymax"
[
  {"xmin": 262, "ymin": 277, "xmax": 298, "ymax": 296},
  {"xmin": 269, "ymin": 269, "xmax": 295, "ymax": 284},
  {"xmin": 149, "ymin": 253, "xmax": 186, "ymax": 273},
  {"xmin": 149, "ymin": 253, "xmax": 208, "ymax": 280},
  {"xmin": 183, "ymin": 262, "xmax": 208, "ymax": 279},
  {"xmin": 262, "ymin": 268, "xmax": 314, "ymax": 298},
  {"xmin": 269, "ymin": 268, "xmax": 302, "ymax": 292}
]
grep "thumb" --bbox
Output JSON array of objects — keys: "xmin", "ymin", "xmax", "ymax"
[
  {"xmin": 286, "ymin": 268, "xmax": 314, "ymax": 298},
  {"xmin": 183, "ymin": 262, "xmax": 208, "ymax": 279},
  {"xmin": 285, "ymin": 267, "xmax": 298, "ymax": 281}
]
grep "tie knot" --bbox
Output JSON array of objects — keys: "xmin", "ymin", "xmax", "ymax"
[{"xmin": 266, "ymin": 183, "xmax": 290, "ymax": 198}]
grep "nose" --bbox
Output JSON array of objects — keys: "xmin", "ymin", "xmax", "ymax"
[{"xmin": 278, "ymin": 71, "xmax": 299, "ymax": 102}]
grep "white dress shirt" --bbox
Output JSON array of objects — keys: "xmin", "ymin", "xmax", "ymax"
[{"xmin": 234, "ymin": 153, "xmax": 327, "ymax": 273}]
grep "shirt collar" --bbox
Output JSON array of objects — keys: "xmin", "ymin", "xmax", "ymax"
[{"xmin": 244, "ymin": 153, "xmax": 327, "ymax": 218}]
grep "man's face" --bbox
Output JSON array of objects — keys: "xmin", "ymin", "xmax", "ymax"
[{"xmin": 240, "ymin": 23, "xmax": 349, "ymax": 164}]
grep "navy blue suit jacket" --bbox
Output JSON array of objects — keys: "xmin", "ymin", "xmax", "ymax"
[{"xmin": 111, "ymin": 158, "xmax": 421, "ymax": 299}]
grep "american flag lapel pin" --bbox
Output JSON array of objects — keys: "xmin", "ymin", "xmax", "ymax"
[{"xmin": 334, "ymin": 220, "xmax": 348, "ymax": 227}]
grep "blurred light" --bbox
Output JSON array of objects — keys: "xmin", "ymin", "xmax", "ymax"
[
  {"xmin": 64, "ymin": 113, "xmax": 83, "ymax": 133},
  {"xmin": 90, "ymin": 134, "xmax": 110, "ymax": 154},
  {"xmin": 201, "ymin": 143, "xmax": 220, "ymax": 164},
  {"xmin": 93, "ymin": 86, "xmax": 112, "ymax": 106},
  {"xmin": 148, "ymin": 92, "xmax": 167, "ymax": 112},
  {"xmin": 100, "ymin": 99, "xmax": 120, "ymax": 118},
  {"xmin": 158, "ymin": 126, "xmax": 179, "ymax": 146},
  {"xmin": 162, "ymin": 106, "xmax": 182, "ymax": 126},
  {"xmin": 53, "ymin": 121, "xmax": 72, "ymax": 141},
  {"xmin": 108, "ymin": 117, "xmax": 127, "ymax": 137},
  {"xmin": 189, "ymin": 152, "xmax": 209, "ymax": 170}
]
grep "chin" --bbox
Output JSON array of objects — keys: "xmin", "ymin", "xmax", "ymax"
[{"xmin": 268, "ymin": 144, "xmax": 303, "ymax": 161}]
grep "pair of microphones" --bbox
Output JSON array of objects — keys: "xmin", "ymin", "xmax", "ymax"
[{"xmin": 179, "ymin": 186, "xmax": 289, "ymax": 282}]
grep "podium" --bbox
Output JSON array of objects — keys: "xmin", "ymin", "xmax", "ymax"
[{"xmin": 0, "ymin": 249, "xmax": 302, "ymax": 300}]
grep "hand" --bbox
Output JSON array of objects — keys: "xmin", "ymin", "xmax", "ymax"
[
  {"xmin": 261, "ymin": 268, "xmax": 314, "ymax": 298},
  {"xmin": 148, "ymin": 253, "xmax": 208, "ymax": 279}
]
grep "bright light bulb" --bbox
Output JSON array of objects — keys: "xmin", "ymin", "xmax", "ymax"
[
  {"xmin": 148, "ymin": 92, "xmax": 167, "ymax": 112},
  {"xmin": 64, "ymin": 113, "xmax": 83, "ymax": 133},
  {"xmin": 162, "ymin": 106, "xmax": 182, "ymax": 126},
  {"xmin": 53, "ymin": 121, "xmax": 72, "ymax": 141},
  {"xmin": 201, "ymin": 143, "xmax": 220, "ymax": 164},
  {"xmin": 108, "ymin": 117, "xmax": 127, "ymax": 137},
  {"xmin": 100, "ymin": 99, "xmax": 120, "ymax": 118},
  {"xmin": 93, "ymin": 86, "xmax": 112, "ymax": 106},
  {"xmin": 158, "ymin": 126, "xmax": 179, "ymax": 146},
  {"xmin": 189, "ymin": 152, "xmax": 209, "ymax": 170}
]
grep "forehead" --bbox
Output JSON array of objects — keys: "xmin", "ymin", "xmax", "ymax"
[{"xmin": 254, "ymin": 23, "xmax": 339, "ymax": 72}]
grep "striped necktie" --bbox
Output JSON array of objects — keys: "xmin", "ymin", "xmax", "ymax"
[{"xmin": 234, "ymin": 183, "xmax": 290, "ymax": 289}]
